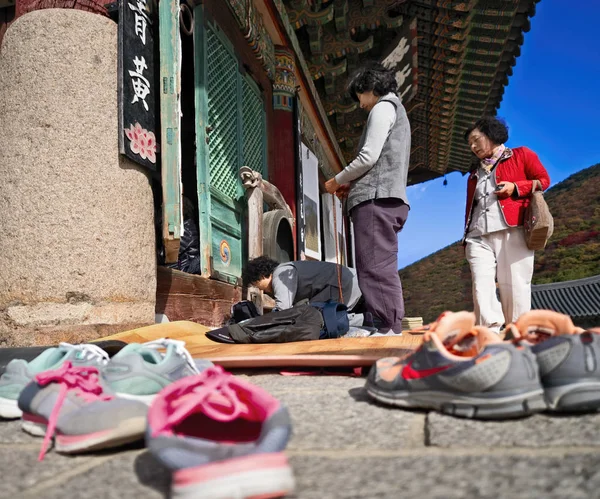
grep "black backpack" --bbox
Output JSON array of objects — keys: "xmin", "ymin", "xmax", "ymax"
[
  {"xmin": 228, "ymin": 300, "xmax": 261, "ymax": 324},
  {"xmin": 207, "ymin": 301, "xmax": 349, "ymax": 344}
]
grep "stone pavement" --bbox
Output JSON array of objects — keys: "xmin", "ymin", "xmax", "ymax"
[{"xmin": 2, "ymin": 372, "xmax": 600, "ymax": 499}]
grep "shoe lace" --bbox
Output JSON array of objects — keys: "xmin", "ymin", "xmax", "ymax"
[
  {"xmin": 34, "ymin": 361, "xmax": 113, "ymax": 461},
  {"xmin": 59, "ymin": 342, "xmax": 110, "ymax": 366},
  {"xmin": 151, "ymin": 366, "xmax": 245, "ymax": 437},
  {"xmin": 142, "ymin": 338, "xmax": 200, "ymax": 374}
]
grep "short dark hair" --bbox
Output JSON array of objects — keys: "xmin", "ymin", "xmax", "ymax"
[
  {"xmin": 242, "ymin": 256, "xmax": 280, "ymax": 287},
  {"xmin": 346, "ymin": 61, "xmax": 398, "ymax": 102},
  {"xmin": 464, "ymin": 116, "xmax": 509, "ymax": 145}
]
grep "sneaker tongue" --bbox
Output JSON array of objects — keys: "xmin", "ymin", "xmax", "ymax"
[
  {"xmin": 442, "ymin": 329, "xmax": 497, "ymax": 357},
  {"xmin": 513, "ymin": 311, "xmax": 579, "ymax": 343},
  {"xmin": 430, "ymin": 311, "xmax": 500, "ymax": 357},
  {"xmin": 115, "ymin": 343, "xmax": 164, "ymax": 364},
  {"xmin": 137, "ymin": 346, "xmax": 164, "ymax": 364},
  {"xmin": 431, "ymin": 311, "xmax": 476, "ymax": 342}
]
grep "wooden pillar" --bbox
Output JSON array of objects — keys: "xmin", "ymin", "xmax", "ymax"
[
  {"xmin": 247, "ymin": 184, "xmax": 263, "ymax": 313},
  {"xmin": 246, "ymin": 187, "xmax": 264, "ymax": 260},
  {"xmin": 271, "ymin": 46, "xmax": 298, "ymax": 253}
]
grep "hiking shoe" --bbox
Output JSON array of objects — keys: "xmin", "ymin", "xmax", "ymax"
[
  {"xmin": 0, "ymin": 343, "xmax": 109, "ymax": 419},
  {"xmin": 505, "ymin": 310, "xmax": 600, "ymax": 412},
  {"xmin": 102, "ymin": 338, "xmax": 212, "ymax": 405},
  {"xmin": 147, "ymin": 366, "xmax": 295, "ymax": 499},
  {"xmin": 17, "ymin": 361, "xmax": 147, "ymax": 460},
  {"xmin": 365, "ymin": 311, "xmax": 546, "ymax": 419}
]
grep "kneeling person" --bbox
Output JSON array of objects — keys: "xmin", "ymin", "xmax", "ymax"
[{"xmin": 243, "ymin": 256, "xmax": 362, "ymax": 312}]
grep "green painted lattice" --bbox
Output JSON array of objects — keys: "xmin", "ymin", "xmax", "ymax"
[
  {"xmin": 242, "ymin": 76, "xmax": 267, "ymax": 178},
  {"xmin": 206, "ymin": 26, "xmax": 240, "ymax": 199},
  {"xmin": 196, "ymin": 17, "xmax": 268, "ymax": 282}
]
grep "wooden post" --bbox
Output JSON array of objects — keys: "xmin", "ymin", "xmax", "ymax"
[
  {"xmin": 247, "ymin": 185, "xmax": 264, "ymax": 260},
  {"xmin": 242, "ymin": 170, "xmax": 264, "ymax": 313}
]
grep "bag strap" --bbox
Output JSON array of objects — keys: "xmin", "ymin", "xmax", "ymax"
[
  {"xmin": 331, "ymin": 194, "xmax": 344, "ymax": 304},
  {"xmin": 531, "ymin": 179, "xmax": 543, "ymax": 194}
]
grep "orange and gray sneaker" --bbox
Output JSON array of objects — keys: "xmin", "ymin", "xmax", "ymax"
[
  {"xmin": 504, "ymin": 310, "xmax": 600, "ymax": 412},
  {"xmin": 365, "ymin": 311, "xmax": 546, "ymax": 419}
]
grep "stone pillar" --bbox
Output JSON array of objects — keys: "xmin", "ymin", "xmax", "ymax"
[
  {"xmin": 272, "ymin": 45, "xmax": 298, "ymax": 252},
  {"xmin": 0, "ymin": 9, "xmax": 156, "ymax": 347}
]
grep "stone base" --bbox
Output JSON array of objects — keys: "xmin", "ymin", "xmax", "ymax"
[{"xmin": 0, "ymin": 301, "xmax": 154, "ymax": 347}]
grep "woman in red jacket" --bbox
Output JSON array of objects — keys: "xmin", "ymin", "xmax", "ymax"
[{"xmin": 463, "ymin": 117, "xmax": 550, "ymax": 332}]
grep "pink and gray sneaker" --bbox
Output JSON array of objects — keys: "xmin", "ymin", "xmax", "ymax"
[
  {"xmin": 17, "ymin": 361, "xmax": 147, "ymax": 460},
  {"xmin": 146, "ymin": 366, "xmax": 295, "ymax": 499},
  {"xmin": 366, "ymin": 311, "xmax": 546, "ymax": 419},
  {"xmin": 505, "ymin": 310, "xmax": 600, "ymax": 412}
]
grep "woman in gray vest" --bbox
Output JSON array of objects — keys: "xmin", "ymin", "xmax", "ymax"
[{"xmin": 325, "ymin": 62, "xmax": 411, "ymax": 335}]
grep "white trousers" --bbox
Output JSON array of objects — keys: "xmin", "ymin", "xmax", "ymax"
[{"xmin": 466, "ymin": 227, "xmax": 534, "ymax": 330}]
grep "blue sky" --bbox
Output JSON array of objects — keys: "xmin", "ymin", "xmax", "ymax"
[{"xmin": 398, "ymin": 0, "xmax": 600, "ymax": 269}]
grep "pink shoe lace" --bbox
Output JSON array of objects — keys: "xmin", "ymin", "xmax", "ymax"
[
  {"xmin": 150, "ymin": 366, "xmax": 263, "ymax": 437},
  {"xmin": 34, "ymin": 361, "xmax": 113, "ymax": 461}
]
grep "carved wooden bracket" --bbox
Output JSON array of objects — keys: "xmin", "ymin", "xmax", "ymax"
[{"xmin": 239, "ymin": 166, "xmax": 295, "ymax": 224}]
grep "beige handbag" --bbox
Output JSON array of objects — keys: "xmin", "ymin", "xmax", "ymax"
[{"xmin": 523, "ymin": 180, "xmax": 553, "ymax": 250}]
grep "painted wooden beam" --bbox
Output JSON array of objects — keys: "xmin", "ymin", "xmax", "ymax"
[{"xmin": 159, "ymin": 0, "xmax": 182, "ymax": 263}]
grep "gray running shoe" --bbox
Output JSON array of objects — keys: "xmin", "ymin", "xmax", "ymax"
[
  {"xmin": 17, "ymin": 361, "xmax": 147, "ymax": 460},
  {"xmin": 102, "ymin": 338, "xmax": 212, "ymax": 404},
  {"xmin": 366, "ymin": 311, "xmax": 546, "ymax": 419},
  {"xmin": 146, "ymin": 366, "xmax": 295, "ymax": 499},
  {"xmin": 505, "ymin": 310, "xmax": 600, "ymax": 412},
  {"xmin": 0, "ymin": 343, "xmax": 109, "ymax": 419}
]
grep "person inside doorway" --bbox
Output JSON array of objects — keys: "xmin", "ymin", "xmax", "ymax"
[{"xmin": 160, "ymin": 197, "xmax": 201, "ymax": 275}]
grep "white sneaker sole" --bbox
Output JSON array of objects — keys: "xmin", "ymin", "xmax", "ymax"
[
  {"xmin": 55, "ymin": 416, "xmax": 146, "ymax": 454},
  {"xmin": 0, "ymin": 397, "xmax": 22, "ymax": 419},
  {"xmin": 22, "ymin": 419, "xmax": 47, "ymax": 437},
  {"xmin": 366, "ymin": 384, "xmax": 547, "ymax": 419},
  {"xmin": 545, "ymin": 381, "xmax": 600, "ymax": 411}
]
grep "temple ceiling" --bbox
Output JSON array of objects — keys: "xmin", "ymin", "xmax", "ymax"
[{"xmin": 283, "ymin": 0, "xmax": 540, "ymax": 185}]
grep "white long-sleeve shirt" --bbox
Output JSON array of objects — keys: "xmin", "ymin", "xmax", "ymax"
[
  {"xmin": 467, "ymin": 168, "xmax": 510, "ymax": 238},
  {"xmin": 335, "ymin": 94, "xmax": 397, "ymax": 185}
]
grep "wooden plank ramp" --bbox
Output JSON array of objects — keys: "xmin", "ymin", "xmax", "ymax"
[{"xmin": 97, "ymin": 321, "xmax": 423, "ymax": 368}]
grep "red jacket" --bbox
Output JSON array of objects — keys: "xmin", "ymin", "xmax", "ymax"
[{"xmin": 464, "ymin": 146, "xmax": 551, "ymax": 235}]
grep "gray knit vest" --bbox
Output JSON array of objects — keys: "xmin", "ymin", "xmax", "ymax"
[{"xmin": 346, "ymin": 93, "xmax": 411, "ymax": 212}]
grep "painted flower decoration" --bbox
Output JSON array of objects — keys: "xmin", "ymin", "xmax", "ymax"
[{"xmin": 124, "ymin": 123, "xmax": 157, "ymax": 163}]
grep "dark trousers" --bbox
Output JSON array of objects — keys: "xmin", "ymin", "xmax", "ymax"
[{"xmin": 352, "ymin": 198, "xmax": 409, "ymax": 330}]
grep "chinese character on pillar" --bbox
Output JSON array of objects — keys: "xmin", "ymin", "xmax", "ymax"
[{"xmin": 118, "ymin": 0, "xmax": 158, "ymax": 171}]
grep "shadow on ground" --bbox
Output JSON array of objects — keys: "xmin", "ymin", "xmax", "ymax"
[{"xmin": 134, "ymin": 450, "xmax": 171, "ymax": 496}]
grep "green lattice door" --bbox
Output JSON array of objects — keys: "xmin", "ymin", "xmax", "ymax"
[{"xmin": 194, "ymin": 11, "xmax": 267, "ymax": 283}]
